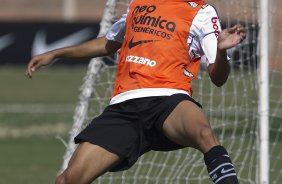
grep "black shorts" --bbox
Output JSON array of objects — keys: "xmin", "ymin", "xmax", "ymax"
[{"xmin": 74, "ymin": 93, "xmax": 202, "ymax": 172}]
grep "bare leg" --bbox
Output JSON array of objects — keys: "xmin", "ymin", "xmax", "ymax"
[
  {"xmin": 56, "ymin": 142, "xmax": 122, "ymax": 184},
  {"xmin": 163, "ymin": 100, "xmax": 219, "ymax": 153},
  {"xmin": 163, "ymin": 100, "xmax": 239, "ymax": 184}
]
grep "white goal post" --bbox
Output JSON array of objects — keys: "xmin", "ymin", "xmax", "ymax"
[
  {"xmin": 258, "ymin": 0, "xmax": 269, "ymax": 183},
  {"xmin": 60, "ymin": 0, "xmax": 282, "ymax": 183}
]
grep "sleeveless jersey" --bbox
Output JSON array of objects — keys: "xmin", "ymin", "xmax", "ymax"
[{"xmin": 112, "ymin": 0, "xmax": 207, "ymax": 103}]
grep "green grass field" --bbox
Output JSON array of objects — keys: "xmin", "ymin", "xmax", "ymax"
[
  {"xmin": 0, "ymin": 66, "xmax": 281, "ymax": 184},
  {"xmin": 0, "ymin": 66, "xmax": 87, "ymax": 184}
]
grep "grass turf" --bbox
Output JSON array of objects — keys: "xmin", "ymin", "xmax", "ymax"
[{"xmin": 0, "ymin": 66, "xmax": 86, "ymax": 184}]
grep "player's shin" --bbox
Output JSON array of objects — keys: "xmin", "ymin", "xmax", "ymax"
[{"xmin": 204, "ymin": 145, "xmax": 239, "ymax": 184}]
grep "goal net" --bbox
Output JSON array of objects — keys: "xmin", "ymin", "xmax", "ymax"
[{"xmin": 60, "ymin": 0, "xmax": 282, "ymax": 183}]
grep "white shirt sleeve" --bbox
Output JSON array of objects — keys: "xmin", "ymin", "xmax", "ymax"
[
  {"xmin": 189, "ymin": 5, "xmax": 223, "ymax": 66},
  {"xmin": 105, "ymin": 9, "xmax": 128, "ymax": 43}
]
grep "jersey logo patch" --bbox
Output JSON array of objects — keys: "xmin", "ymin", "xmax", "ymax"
[
  {"xmin": 187, "ymin": 2, "xmax": 199, "ymax": 8},
  {"xmin": 183, "ymin": 68, "xmax": 194, "ymax": 78},
  {"xmin": 128, "ymin": 37, "xmax": 159, "ymax": 49}
]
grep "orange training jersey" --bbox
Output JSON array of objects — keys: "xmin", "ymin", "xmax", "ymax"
[{"xmin": 112, "ymin": 0, "xmax": 206, "ymax": 103}]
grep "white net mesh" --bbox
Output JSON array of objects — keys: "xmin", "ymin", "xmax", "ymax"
[
  {"xmin": 268, "ymin": 0, "xmax": 282, "ymax": 182},
  {"xmin": 61, "ymin": 0, "xmax": 282, "ymax": 183}
]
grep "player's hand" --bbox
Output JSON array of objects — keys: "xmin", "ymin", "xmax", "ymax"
[
  {"xmin": 25, "ymin": 52, "xmax": 55, "ymax": 78},
  {"xmin": 217, "ymin": 24, "xmax": 246, "ymax": 50}
]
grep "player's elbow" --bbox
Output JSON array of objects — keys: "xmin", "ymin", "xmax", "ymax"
[
  {"xmin": 208, "ymin": 63, "xmax": 230, "ymax": 87},
  {"xmin": 105, "ymin": 40, "xmax": 122, "ymax": 55},
  {"xmin": 212, "ymin": 77, "xmax": 228, "ymax": 87},
  {"xmin": 210, "ymin": 72, "xmax": 229, "ymax": 87}
]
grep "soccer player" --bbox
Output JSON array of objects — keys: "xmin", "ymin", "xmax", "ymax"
[{"xmin": 26, "ymin": 0, "xmax": 246, "ymax": 183}]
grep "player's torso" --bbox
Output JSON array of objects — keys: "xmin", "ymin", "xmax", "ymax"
[{"xmin": 114, "ymin": 0, "xmax": 205, "ymax": 96}]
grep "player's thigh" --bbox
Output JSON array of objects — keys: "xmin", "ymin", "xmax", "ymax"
[
  {"xmin": 63, "ymin": 142, "xmax": 122, "ymax": 183},
  {"xmin": 162, "ymin": 100, "xmax": 219, "ymax": 153}
]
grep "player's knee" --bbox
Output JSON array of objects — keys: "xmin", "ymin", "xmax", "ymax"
[
  {"xmin": 55, "ymin": 174, "xmax": 65, "ymax": 184},
  {"xmin": 199, "ymin": 126, "xmax": 214, "ymax": 140},
  {"xmin": 198, "ymin": 126, "xmax": 218, "ymax": 150},
  {"xmin": 55, "ymin": 171, "xmax": 77, "ymax": 184}
]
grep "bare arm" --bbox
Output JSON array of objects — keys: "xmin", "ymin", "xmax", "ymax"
[
  {"xmin": 25, "ymin": 36, "xmax": 122, "ymax": 78},
  {"xmin": 207, "ymin": 48, "xmax": 230, "ymax": 87},
  {"xmin": 208, "ymin": 24, "xmax": 246, "ymax": 86},
  {"xmin": 48, "ymin": 36, "xmax": 121, "ymax": 58}
]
